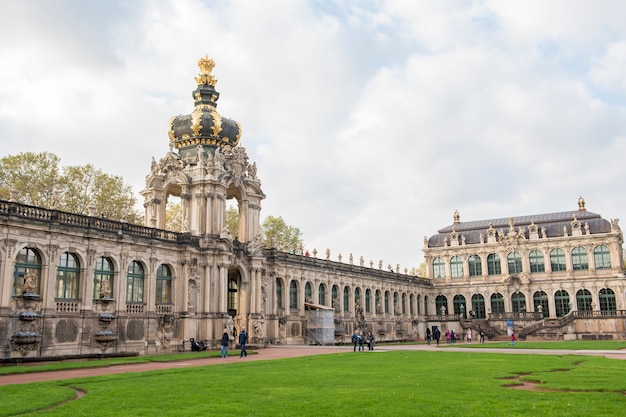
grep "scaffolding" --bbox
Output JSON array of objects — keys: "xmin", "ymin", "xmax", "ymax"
[{"xmin": 305, "ymin": 302, "xmax": 335, "ymax": 346}]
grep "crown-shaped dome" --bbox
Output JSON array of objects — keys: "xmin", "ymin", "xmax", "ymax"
[{"xmin": 168, "ymin": 56, "xmax": 241, "ymax": 160}]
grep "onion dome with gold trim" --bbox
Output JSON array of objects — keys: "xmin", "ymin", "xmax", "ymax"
[{"xmin": 168, "ymin": 56, "xmax": 242, "ymax": 160}]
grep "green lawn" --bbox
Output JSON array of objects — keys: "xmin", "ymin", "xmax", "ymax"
[
  {"xmin": 438, "ymin": 339, "xmax": 626, "ymax": 350},
  {"xmin": 1, "ymin": 350, "xmax": 625, "ymax": 417}
]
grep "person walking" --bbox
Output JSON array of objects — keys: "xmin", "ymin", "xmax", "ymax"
[
  {"xmin": 466, "ymin": 328, "xmax": 472, "ymax": 344},
  {"xmin": 479, "ymin": 328, "xmax": 485, "ymax": 343},
  {"xmin": 358, "ymin": 331, "xmax": 365, "ymax": 352},
  {"xmin": 445, "ymin": 330, "xmax": 451, "ymax": 344},
  {"xmin": 352, "ymin": 330, "xmax": 359, "ymax": 352},
  {"xmin": 239, "ymin": 327, "xmax": 248, "ymax": 358},
  {"xmin": 426, "ymin": 328, "xmax": 432, "ymax": 345},
  {"xmin": 220, "ymin": 328, "xmax": 230, "ymax": 358},
  {"xmin": 510, "ymin": 332, "xmax": 517, "ymax": 347},
  {"xmin": 433, "ymin": 327, "xmax": 441, "ymax": 345}
]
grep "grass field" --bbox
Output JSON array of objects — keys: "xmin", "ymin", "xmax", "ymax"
[{"xmin": 1, "ymin": 345, "xmax": 625, "ymax": 416}]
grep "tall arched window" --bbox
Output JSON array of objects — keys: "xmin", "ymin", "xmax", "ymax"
[
  {"xmin": 571, "ymin": 247, "xmax": 588, "ymax": 270},
  {"xmin": 487, "ymin": 253, "xmax": 501, "ymax": 275},
  {"xmin": 355, "ymin": 287, "xmax": 362, "ymax": 308},
  {"xmin": 468, "ymin": 255, "xmax": 482, "ymax": 276},
  {"xmin": 318, "ymin": 283, "xmax": 326, "ymax": 306},
  {"xmin": 402, "ymin": 293, "xmax": 407, "ymax": 315},
  {"xmin": 409, "ymin": 294, "xmax": 414, "ymax": 315},
  {"xmin": 599, "ymin": 288, "xmax": 616, "ymax": 313},
  {"xmin": 393, "ymin": 292, "xmax": 399, "ymax": 314},
  {"xmin": 276, "ymin": 278, "xmax": 284, "ymax": 310},
  {"xmin": 305, "ymin": 282, "xmax": 312, "ymax": 303},
  {"xmin": 576, "ymin": 289, "xmax": 592, "ymax": 312},
  {"xmin": 450, "ymin": 256, "xmax": 463, "ymax": 278},
  {"xmin": 507, "ymin": 251, "xmax": 522, "ymax": 274},
  {"xmin": 126, "ymin": 261, "xmax": 144, "ymax": 303},
  {"xmin": 332, "ymin": 285, "xmax": 339, "ymax": 309},
  {"xmin": 433, "ymin": 257, "xmax": 446, "ymax": 278},
  {"xmin": 435, "ymin": 295, "xmax": 448, "ymax": 315},
  {"xmin": 94, "ymin": 257, "xmax": 114, "ymax": 299},
  {"xmin": 289, "ymin": 280, "xmax": 298, "ymax": 310},
  {"xmin": 554, "ymin": 290, "xmax": 570, "ymax": 317},
  {"xmin": 156, "ymin": 264, "xmax": 172, "ymax": 304},
  {"xmin": 375, "ymin": 290, "xmax": 381, "ymax": 313},
  {"xmin": 529, "ymin": 250, "xmax": 545, "ymax": 273},
  {"xmin": 550, "ymin": 249, "xmax": 566, "ymax": 272},
  {"xmin": 56, "ymin": 252, "xmax": 80, "ymax": 300},
  {"xmin": 511, "ymin": 292, "xmax": 526, "ymax": 313},
  {"xmin": 417, "ymin": 294, "xmax": 421, "ymax": 315},
  {"xmin": 453, "ymin": 294, "xmax": 466, "ymax": 317},
  {"xmin": 471, "ymin": 294, "xmax": 485, "ymax": 319},
  {"xmin": 365, "ymin": 289, "xmax": 371, "ymax": 313},
  {"xmin": 228, "ymin": 278, "xmax": 238, "ymax": 316},
  {"xmin": 533, "ymin": 291, "xmax": 549, "ymax": 318},
  {"xmin": 594, "ymin": 245, "xmax": 611, "ymax": 269},
  {"xmin": 343, "ymin": 286, "xmax": 350, "ymax": 312},
  {"xmin": 13, "ymin": 247, "xmax": 42, "ymax": 297},
  {"xmin": 490, "ymin": 293, "xmax": 505, "ymax": 314},
  {"xmin": 384, "ymin": 291, "xmax": 390, "ymax": 313}
]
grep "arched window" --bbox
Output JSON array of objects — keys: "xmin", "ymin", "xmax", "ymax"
[
  {"xmin": 384, "ymin": 291, "xmax": 390, "ymax": 314},
  {"xmin": 126, "ymin": 261, "xmax": 144, "ymax": 303},
  {"xmin": 487, "ymin": 253, "xmax": 501, "ymax": 275},
  {"xmin": 554, "ymin": 290, "xmax": 570, "ymax": 317},
  {"xmin": 507, "ymin": 251, "xmax": 522, "ymax": 274},
  {"xmin": 94, "ymin": 257, "xmax": 114, "ymax": 299},
  {"xmin": 402, "ymin": 293, "xmax": 407, "ymax": 315},
  {"xmin": 409, "ymin": 294, "xmax": 414, "ymax": 315},
  {"xmin": 533, "ymin": 291, "xmax": 549, "ymax": 318},
  {"xmin": 433, "ymin": 257, "xmax": 445, "ymax": 278},
  {"xmin": 56, "ymin": 252, "xmax": 80, "ymax": 300},
  {"xmin": 571, "ymin": 247, "xmax": 588, "ymax": 270},
  {"xmin": 318, "ymin": 283, "xmax": 326, "ymax": 306},
  {"xmin": 576, "ymin": 289, "xmax": 592, "ymax": 312},
  {"xmin": 423, "ymin": 295, "xmax": 429, "ymax": 316},
  {"xmin": 13, "ymin": 247, "xmax": 42, "ymax": 297},
  {"xmin": 450, "ymin": 256, "xmax": 463, "ymax": 278},
  {"xmin": 332, "ymin": 285, "xmax": 339, "ymax": 309},
  {"xmin": 490, "ymin": 293, "xmax": 505, "ymax": 314},
  {"xmin": 393, "ymin": 292, "xmax": 399, "ymax": 315},
  {"xmin": 156, "ymin": 264, "xmax": 172, "ymax": 304},
  {"xmin": 365, "ymin": 289, "xmax": 371, "ymax": 313},
  {"xmin": 550, "ymin": 249, "xmax": 566, "ymax": 272},
  {"xmin": 529, "ymin": 250, "xmax": 545, "ymax": 273},
  {"xmin": 276, "ymin": 278, "xmax": 284, "ymax": 310},
  {"xmin": 289, "ymin": 280, "xmax": 298, "ymax": 310},
  {"xmin": 511, "ymin": 291, "xmax": 526, "ymax": 313},
  {"xmin": 599, "ymin": 288, "xmax": 616, "ymax": 313},
  {"xmin": 453, "ymin": 294, "xmax": 466, "ymax": 317},
  {"xmin": 343, "ymin": 286, "xmax": 350, "ymax": 312},
  {"xmin": 594, "ymin": 245, "xmax": 611, "ymax": 269},
  {"xmin": 435, "ymin": 295, "xmax": 448, "ymax": 315},
  {"xmin": 305, "ymin": 282, "xmax": 312, "ymax": 303},
  {"xmin": 468, "ymin": 255, "xmax": 482, "ymax": 276},
  {"xmin": 417, "ymin": 294, "xmax": 421, "ymax": 315},
  {"xmin": 471, "ymin": 294, "xmax": 485, "ymax": 319},
  {"xmin": 228, "ymin": 278, "xmax": 238, "ymax": 316}
]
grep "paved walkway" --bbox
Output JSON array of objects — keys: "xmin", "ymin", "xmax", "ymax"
[{"xmin": 1, "ymin": 344, "xmax": 624, "ymax": 386}]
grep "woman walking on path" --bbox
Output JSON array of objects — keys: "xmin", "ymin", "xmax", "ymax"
[{"xmin": 220, "ymin": 328, "xmax": 230, "ymax": 358}]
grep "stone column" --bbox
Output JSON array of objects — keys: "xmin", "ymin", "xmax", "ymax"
[{"xmin": 218, "ymin": 263, "xmax": 227, "ymax": 313}]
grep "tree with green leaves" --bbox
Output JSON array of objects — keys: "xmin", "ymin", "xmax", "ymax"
[
  {"xmin": 262, "ymin": 215, "xmax": 302, "ymax": 253},
  {"xmin": 0, "ymin": 151, "xmax": 141, "ymax": 222}
]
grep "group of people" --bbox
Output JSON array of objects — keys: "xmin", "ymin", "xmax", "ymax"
[
  {"xmin": 220, "ymin": 326, "xmax": 249, "ymax": 358},
  {"xmin": 352, "ymin": 330, "xmax": 375, "ymax": 351},
  {"xmin": 425, "ymin": 327, "xmax": 486, "ymax": 345}
]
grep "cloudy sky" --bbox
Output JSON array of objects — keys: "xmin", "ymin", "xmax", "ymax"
[{"xmin": 1, "ymin": 0, "xmax": 625, "ymax": 271}]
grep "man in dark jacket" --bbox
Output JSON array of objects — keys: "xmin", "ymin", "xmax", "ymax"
[{"xmin": 239, "ymin": 327, "xmax": 248, "ymax": 358}]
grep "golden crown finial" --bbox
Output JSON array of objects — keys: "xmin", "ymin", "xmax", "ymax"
[{"xmin": 195, "ymin": 55, "xmax": 218, "ymax": 86}]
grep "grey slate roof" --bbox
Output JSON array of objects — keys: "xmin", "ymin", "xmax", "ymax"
[{"xmin": 428, "ymin": 210, "xmax": 611, "ymax": 248}]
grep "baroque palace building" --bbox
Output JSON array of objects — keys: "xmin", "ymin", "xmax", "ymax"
[{"xmin": 1, "ymin": 57, "xmax": 624, "ymax": 360}]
